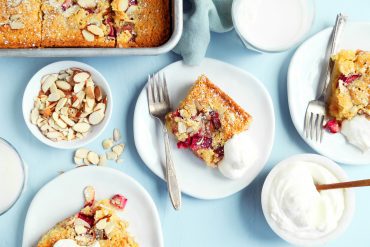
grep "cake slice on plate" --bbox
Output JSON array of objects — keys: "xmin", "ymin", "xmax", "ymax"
[
  {"xmin": 37, "ymin": 186, "xmax": 138, "ymax": 247},
  {"xmin": 165, "ymin": 75, "xmax": 252, "ymax": 167}
]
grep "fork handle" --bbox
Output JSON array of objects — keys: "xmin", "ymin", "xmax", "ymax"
[
  {"xmin": 162, "ymin": 124, "xmax": 182, "ymax": 210},
  {"xmin": 318, "ymin": 13, "xmax": 347, "ymax": 100}
]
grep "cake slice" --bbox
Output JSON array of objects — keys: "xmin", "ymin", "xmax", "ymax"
[
  {"xmin": 328, "ymin": 50, "xmax": 370, "ymax": 122},
  {"xmin": 111, "ymin": 0, "xmax": 171, "ymax": 48},
  {"xmin": 37, "ymin": 186, "xmax": 138, "ymax": 247},
  {"xmin": 41, "ymin": 0, "xmax": 115, "ymax": 47},
  {"xmin": 165, "ymin": 75, "xmax": 252, "ymax": 167},
  {"xmin": 0, "ymin": 0, "xmax": 42, "ymax": 48}
]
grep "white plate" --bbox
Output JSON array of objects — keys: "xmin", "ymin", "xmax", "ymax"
[
  {"xmin": 288, "ymin": 22, "xmax": 370, "ymax": 165},
  {"xmin": 22, "ymin": 166, "xmax": 163, "ymax": 247},
  {"xmin": 22, "ymin": 61, "xmax": 113, "ymax": 149},
  {"xmin": 133, "ymin": 58, "xmax": 275, "ymax": 199}
]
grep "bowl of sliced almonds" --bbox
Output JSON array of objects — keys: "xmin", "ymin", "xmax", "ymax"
[{"xmin": 22, "ymin": 61, "xmax": 112, "ymax": 149}]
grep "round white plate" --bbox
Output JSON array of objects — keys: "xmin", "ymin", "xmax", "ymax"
[
  {"xmin": 288, "ymin": 22, "xmax": 370, "ymax": 165},
  {"xmin": 22, "ymin": 166, "xmax": 163, "ymax": 247},
  {"xmin": 133, "ymin": 58, "xmax": 275, "ymax": 199}
]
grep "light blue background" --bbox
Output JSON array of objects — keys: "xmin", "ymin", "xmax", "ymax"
[{"xmin": 1, "ymin": 0, "xmax": 370, "ymax": 246}]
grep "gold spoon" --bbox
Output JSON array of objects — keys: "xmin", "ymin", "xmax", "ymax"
[{"xmin": 316, "ymin": 179, "xmax": 370, "ymax": 191}]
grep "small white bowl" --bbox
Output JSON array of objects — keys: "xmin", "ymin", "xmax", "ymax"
[
  {"xmin": 22, "ymin": 61, "xmax": 113, "ymax": 149},
  {"xmin": 261, "ymin": 154, "xmax": 355, "ymax": 246}
]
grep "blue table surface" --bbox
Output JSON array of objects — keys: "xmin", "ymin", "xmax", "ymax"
[{"xmin": 1, "ymin": 0, "xmax": 370, "ymax": 246}]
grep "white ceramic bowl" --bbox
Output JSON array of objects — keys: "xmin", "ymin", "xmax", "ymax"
[
  {"xmin": 22, "ymin": 61, "xmax": 113, "ymax": 149},
  {"xmin": 232, "ymin": 0, "xmax": 315, "ymax": 53},
  {"xmin": 261, "ymin": 154, "xmax": 355, "ymax": 246}
]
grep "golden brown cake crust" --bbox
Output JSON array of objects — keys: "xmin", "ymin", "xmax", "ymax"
[
  {"xmin": 0, "ymin": 0, "xmax": 42, "ymax": 48},
  {"xmin": 328, "ymin": 50, "xmax": 370, "ymax": 121},
  {"xmin": 113, "ymin": 0, "xmax": 171, "ymax": 48},
  {"xmin": 166, "ymin": 75, "xmax": 252, "ymax": 166},
  {"xmin": 41, "ymin": 0, "xmax": 115, "ymax": 47}
]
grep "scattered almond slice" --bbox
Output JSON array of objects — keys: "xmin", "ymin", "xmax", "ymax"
[
  {"xmin": 74, "ymin": 71, "xmax": 90, "ymax": 83},
  {"xmin": 87, "ymin": 151, "xmax": 99, "ymax": 165},
  {"xmin": 88, "ymin": 110, "xmax": 105, "ymax": 125},
  {"xmin": 113, "ymin": 128, "xmax": 121, "ymax": 142},
  {"xmin": 73, "ymin": 122, "xmax": 91, "ymax": 133},
  {"xmin": 106, "ymin": 151, "xmax": 118, "ymax": 160},
  {"xmin": 30, "ymin": 108, "xmax": 39, "ymax": 125},
  {"xmin": 47, "ymin": 92, "xmax": 60, "ymax": 102},
  {"xmin": 75, "ymin": 148, "xmax": 89, "ymax": 159},
  {"xmin": 102, "ymin": 138, "xmax": 113, "ymax": 149},
  {"xmin": 83, "ymin": 186, "xmax": 95, "ymax": 205},
  {"xmin": 56, "ymin": 80, "xmax": 71, "ymax": 91},
  {"xmin": 112, "ymin": 144, "xmax": 124, "ymax": 157},
  {"xmin": 95, "ymin": 218, "xmax": 107, "ymax": 230},
  {"xmin": 87, "ymin": 25, "xmax": 104, "ymax": 37},
  {"xmin": 74, "ymin": 157, "xmax": 84, "ymax": 166},
  {"xmin": 98, "ymin": 154, "xmax": 107, "ymax": 166}
]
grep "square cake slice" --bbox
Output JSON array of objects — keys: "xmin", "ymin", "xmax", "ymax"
[
  {"xmin": 111, "ymin": 0, "xmax": 171, "ymax": 48},
  {"xmin": 328, "ymin": 50, "xmax": 370, "ymax": 121},
  {"xmin": 165, "ymin": 75, "xmax": 252, "ymax": 167},
  {"xmin": 0, "ymin": 0, "xmax": 42, "ymax": 48},
  {"xmin": 41, "ymin": 0, "xmax": 115, "ymax": 47}
]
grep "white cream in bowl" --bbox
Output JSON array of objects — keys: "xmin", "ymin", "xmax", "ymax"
[
  {"xmin": 232, "ymin": 0, "xmax": 314, "ymax": 52},
  {"xmin": 262, "ymin": 154, "xmax": 354, "ymax": 246}
]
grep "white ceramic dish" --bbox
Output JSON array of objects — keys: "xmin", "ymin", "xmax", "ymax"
[
  {"xmin": 133, "ymin": 58, "xmax": 275, "ymax": 200},
  {"xmin": 261, "ymin": 154, "xmax": 355, "ymax": 246},
  {"xmin": 22, "ymin": 166, "xmax": 163, "ymax": 247},
  {"xmin": 232, "ymin": 0, "xmax": 315, "ymax": 52},
  {"xmin": 22, "ymin": 61, "xmax": 112, "ymax": 149},
  {"xmin": 288, "ymin": 22, "xmax": 370, "ymax": 165}
]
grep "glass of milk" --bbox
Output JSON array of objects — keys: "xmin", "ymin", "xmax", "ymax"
[
  {"xmin": 232, "ymin": 0, "xmax": 315, "ymax": 52},
  {"xmin": 0, "ymin": 138, "xmax": 26, "ymax": 215}
]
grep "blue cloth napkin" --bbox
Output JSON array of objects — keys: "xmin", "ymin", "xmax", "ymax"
[{"xmin": 173, "ymin": 0, "xmax": 234, "ymax": 66}]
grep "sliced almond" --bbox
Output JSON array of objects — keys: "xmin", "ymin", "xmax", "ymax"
[
  {"xmin": 104, "ymin": 222, "xmax": 115, "ymax": 235},
  {"xmin": 55, "ymin": 98, "xmax": 67, "ymax": 112},
  {"xmin": 94, "ymin": 86, "xmax": 102, "ymax": 101},
  {"xmin": 9, "ymin": 21, "xmax": 24, "ymax": 30},
  {"xmin": 41, "ymin": 74, "xmax": 58, "ymax": 92},
  {"xmin": 87, "ymin": 151, "xmax": 99, "ymax": 165},
  {"xmin": 102, "ymin": 139, "xmax": 113, "ymax": 149},
  {"xmin": 72, "ymin": 98, "xmax": 81, "ymax": 108},
  {"xmin": 112, "ymin": 144, "xmax": 125, "ymax": 156},
  {"xmin": 60, "ymin": 115, "xmax": 75, "ymax": 126},
  {"xmin": 49, "ymin": 82, "xmax": 58, "ymax": 94},
  {"xmin": 74, "ymin": 157, "xmax": 84, "ymax": 166},
  {"xmin": 88, "ymin": 110, "xmax": 104, "ymax": 125},
  {"xmin": 76, "ymin": 90, "xmax": 86, "ymax": 101},
  {"xmin": 94, "ymin": 103, "xmax": 106, "ymax": 112},
  {"xmin": 84, "ymin": 185, "xmax": 95, "ymax": 204},
  {"xmin": 95, "ymin": 218, "xmax": 107, "ymax": 230},
  {"xmin": 86, "ymin": 98, "xmax": 95, "ymax": 109},
  {"xmin": 75, "ymin": 224, "xmax": 87, "ymax": 235},
  {"xmin": 74, "ymin": 82, "xmax": 85, "ymax": 93},
  {"xmin": 74, "ymin": 72, "xmax": 90, "ymax": 84},
  {"xmin": 85, "ymin": 86, "xmax": 95, "ymax": 99},
  {"xmin": 81, "ymin": 26, "xmax": 94, "ymax": 41},
  {"xmin": 98, "ymin": 154, "xmax": 107, "ymax": 166},
  {"xmin": 87, "ymin": 25, "xmax": 104, "ymax": 37},
  {"xmin": 73, "ymin": 122, "xmax": 91, "ymax": 133},
  {"xmin": 30, "ymin": 108, "xmax": 39, "ymax": 125},
  {"xmin": 75, "ymin": 148, "xmax": 89, "ymax": 159},
  {"xmin": 117, "ymin": 0, "xmax": 128, "ymax": 11},
  {"xmin": 83, "ymin": 157, "xmax": 91, "ymax": 165},
  {"xmin": 106, "ymin": 151, "xmax": 118, "ymax": 160},
  {"xmin": 56, "ymin": 80, "xmax": 72, "ymax": 91},
  {"xmin": 47, "ymin": 93, "xmax": 61, "ymax": 102},
  {"xmin": 55, "ymin": 118, "xmax": 67, "ymax": 128},
  {"xmin": 77, "ymin": 0, "xmax": 96, "ymax": 9},
  {"xmin": 46, "ymin": 131, "xmax": 61, "ymax": 140},
  {"xmin": 113, "ymin": 128, "xmax": 121, "ymax": 142}
]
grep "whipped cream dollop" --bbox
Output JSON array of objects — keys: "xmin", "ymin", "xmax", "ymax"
[
  {"xmin": 341, "ymin": 115, "xmax": 370, "ymax": 152},
  {"xmin": 53, "ymin": 240, "xmax": 100, "ymax": 247},
  {"xmin": 269, "ymin": 161, "xmax": 345, "ymax": 239},
  {"xmin": 218, "ymin": 132, "xmax": 258, "ymax": 179}
]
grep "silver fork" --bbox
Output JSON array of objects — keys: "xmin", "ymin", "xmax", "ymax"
[
  {"xmin": 147, "ymin": 73, "xmax": 181, "ymax": 210},
  {"xmin": 304, "ymin": 13, "xmax": 347, "ymax": 142}
]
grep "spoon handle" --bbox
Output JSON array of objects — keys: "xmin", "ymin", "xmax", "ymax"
[{"xmin": 316, "ymin": 179, "xmax": 370, "ymax": 191}]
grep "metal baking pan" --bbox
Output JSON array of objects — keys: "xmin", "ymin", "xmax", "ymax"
[{"xmin": 0, "ymin": 0, "xmax": 183, "ymax": 57}]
